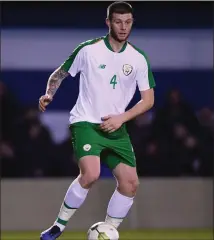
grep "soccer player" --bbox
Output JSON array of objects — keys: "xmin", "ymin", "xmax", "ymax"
[{"xmin": 39, "ymin": 1, "xmax": 155, "ymax": 239}]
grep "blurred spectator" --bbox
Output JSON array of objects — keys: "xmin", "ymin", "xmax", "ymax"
[
  {"xmin": 137, "ymin": 138, "xmax": 172, "ymax": 176},
  {"xmin": 170, "ymin": 123, "xmax": 201, "ymax": 176},
  {"xmin": 127, "ymin": 112, "xmax": 152, "ymax": 149},
  {"xmin": 0, "ymin": 81, "xmax": 22, "ymax": 141},
  {"xmin": 127, "ymin": 113, "xmax": 169, "ymax": 176},
  {"xmin": 0, "ymin": 141, "xmax": 20, "ymax": 177},
  {"xmin": 52, "ymin": 133, "xmax": 79, "ymax": 177},
  {"xmin": 197, "ymin": 107, "xmax": 214, "ymax": 134},
  {"xmin": 152, "ymin": 89, "xmax": 201, "ymax": 140},
  {"xmin": 197, "ymin": 107, "xmax": 214, "ymax": 176},
  {"xmin": 13, "ymin": 106, "xmax": 55, "ymax": 177},
  {"xmin": 150, "ymin": 89, "xmax": 204, "ymax": 176}
]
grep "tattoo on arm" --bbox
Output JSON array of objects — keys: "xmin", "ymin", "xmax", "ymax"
[{"xmin": 46, "ymin": 67, "xmax": 69, "ymax": 97}]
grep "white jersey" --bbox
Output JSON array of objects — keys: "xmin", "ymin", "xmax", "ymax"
[{"xmin": 61, "ymin": 35, "xmax": 156, "ymax": 124}]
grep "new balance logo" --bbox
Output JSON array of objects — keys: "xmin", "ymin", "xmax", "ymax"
[{"xmin": 98, "ymin": 64, "xmax": 106, "ymax": 69}]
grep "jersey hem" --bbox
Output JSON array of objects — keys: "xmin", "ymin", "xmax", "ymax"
[{"xmin": 69, "ymin": 119, "xmax": 103, "ymax": 125}]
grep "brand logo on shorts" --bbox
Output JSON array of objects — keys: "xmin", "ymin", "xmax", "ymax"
[
  {"xmin": 123, "ymin": 64, "xmax": 133, "ymax": 76},
  {"xmin": 83, "ymin": 144, "xmax": 91, "ymax": 151}
]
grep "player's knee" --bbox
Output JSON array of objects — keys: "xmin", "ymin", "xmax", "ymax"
[
  {"xmin": 131, "ymin": 179, "xmax": 140, "ymax": 193},
  {"xmin": 80, "ymin": 171, "xmax": 100, "ymax": 188},
  {"xmin": 127, "ymin": 178, "xmax": 139, "ymax": 195},
  {"xmin": 118, "ymin": 178, "xmax": 139, "ymax": 197}
]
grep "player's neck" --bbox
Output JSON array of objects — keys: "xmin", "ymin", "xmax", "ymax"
[{"xmin": 108, "ymin": 34, "xmax": 126, "ymax": 53}]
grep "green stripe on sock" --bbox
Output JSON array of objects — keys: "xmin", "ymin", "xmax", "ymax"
[
  {"xmin": 57, "ymin": 218, "xmax": 68, "ymax": 226},
  {"xmin": 63, "ymin": 201, "xmax": 77, "ymax": 209}
]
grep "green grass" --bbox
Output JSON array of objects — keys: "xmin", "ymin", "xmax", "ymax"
[{"xmin": 1, "ymin": 229, "xmax": 213, "ymax": 240}]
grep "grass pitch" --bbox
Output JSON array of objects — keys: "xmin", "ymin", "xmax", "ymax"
[{"xmin": 1, "ymin": 229, "xmax": 213, "ymax": 240}]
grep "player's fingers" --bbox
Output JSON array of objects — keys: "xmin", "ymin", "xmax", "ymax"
[
  {"xmin": 39, "ymin": 104, "xmax": 45, "ymax": 112},
  {"xmin": 102, "ymin": 124, "xmax": 111, "ymax": 132},
  {"xmin": 102, "ymin": 127, "xmax": 109, "ymax": 132},
  {"xmin": 39, "ymin": 100, "xmax": 45, "ymax": 108},
  {"xmin": 107, "ymin": 127, "xmax": 115, "ymax": 133},
  {"xmin": 44, "ymin": 95, "xmax": 52, "ymax": 103},
  {"xmin": 100, "ymin": 121, "xmax": 109, "ymax": 129},
  {"xmin": 108, "ymin": 128, "xmax": 115, "ymax": 133},
  {"xmin": 39, "ymin": 95, "xmax": 46, "ymax": 101},
  {"xmin": 103, "ymin": 122, "xmax": 112, "ymax": 130},
  {"xmin": 40, "ymin": 95, "xmax": 51, "ymax": 103},
  {"xmin": 101, "ymin": 123, "xmax": 108, "ymax": 129},
  {"xmin": 39, "ymin": 100, "xmax": 46, "ymax": 112},
  {"xmin": 103, "ymin": 128, "xmax": 112, "ymax": 133}
]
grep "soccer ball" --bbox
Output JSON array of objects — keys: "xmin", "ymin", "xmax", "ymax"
[{"xmin": 87, "ymin": 222, "xmax": 119, "ymax": 240}]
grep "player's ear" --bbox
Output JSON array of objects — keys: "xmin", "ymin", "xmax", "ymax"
[{"xmin": 106, "ymin": 18, "xmax": 110, "ymax": 28}]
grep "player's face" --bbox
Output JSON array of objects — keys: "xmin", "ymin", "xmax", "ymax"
[{"xmin": 107, "ymin": 13, "xmax": 133, "ymax": 42}]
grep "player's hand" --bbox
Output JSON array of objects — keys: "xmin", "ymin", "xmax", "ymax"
[
  {"xmin": 100, "ymin": 114, "xmax": 125, "ymax": 133},
  {"xmin": 39, "ymin": 94, "xmax": 53, "ymax": 112}
]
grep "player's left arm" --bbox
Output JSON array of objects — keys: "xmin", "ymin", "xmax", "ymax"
[
  {"xmin": 122, "ymin": 88, "xmax": 154, "ymax": 123},
  {"xmin": 100, "ymin": 89, "xmax": 154, "ymax": 133},
  {"xmin": 122, "ymin": 54, "xmax": 156, "ymax": 122}
]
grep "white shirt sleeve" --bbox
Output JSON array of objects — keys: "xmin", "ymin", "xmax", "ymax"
[
  {"xmin": 136, "ymin": 56, "xmax": 156, "ymax": 91},
  {"xmin": 61, "ymin": 46, "xmax": 85, "ymax": 77}
]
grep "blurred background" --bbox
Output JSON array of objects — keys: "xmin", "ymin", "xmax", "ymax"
[{"xmin": 1, "ymin": 1, "xmax": 213, "ymax": 239}]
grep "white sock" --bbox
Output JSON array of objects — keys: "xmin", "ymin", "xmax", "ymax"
[
  {"xmin": 105, "ymin": 189, "xmax": 134, "ymax": 229},
  {"xmin": 54, "ymin": 178, "xmax": 89, "ymax": 231}
]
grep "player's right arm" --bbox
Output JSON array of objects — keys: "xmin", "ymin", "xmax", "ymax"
[
  {"xmin": 39, "ymin": 67, "xmax": 69, "ymax": 112},
  {"xmin": 39, "ymin": 43, "xmax": 85, "ymax": 112}
]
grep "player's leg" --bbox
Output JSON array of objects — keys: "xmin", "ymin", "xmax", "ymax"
[
  {"xmin": 40, "ymin": 122, "xmax": 102, "ymax": 240},
  {"xmin": 54, "ymin": 156, "xmax": 100, "ymax": 231},
  {"xmin": 103, "ymin": 135, "xmax": 139, "ymax": 229},
  {"xmin": 40, "ymin": 156, "xmax": 101, "ymax": 240},
  {"xmin": 105, "ymin": 163, "xmax": 139, "ymax": 228}
]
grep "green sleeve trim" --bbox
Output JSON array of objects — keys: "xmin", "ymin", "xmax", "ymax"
[
  {"xmin": 129, "ymin": 43, "xmax": 156, "ymax": 88},
  {"xmin": 61, "ymin": 37, "xmax": 104, "ymax": 72}
]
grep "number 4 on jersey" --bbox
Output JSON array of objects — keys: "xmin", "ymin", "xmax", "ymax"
[{"xmin": 110, "ymin": 75, "xmax": 117, "ymax": 89}]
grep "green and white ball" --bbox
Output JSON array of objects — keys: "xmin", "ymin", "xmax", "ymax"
[{"xmin": 87, "ymin": 222, "xmax": 119, "ymax": 240}]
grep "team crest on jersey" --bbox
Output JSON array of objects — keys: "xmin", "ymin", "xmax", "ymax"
[{"xmin": 122, "ymin": 64, "xmax": 133, "ymax": 76}]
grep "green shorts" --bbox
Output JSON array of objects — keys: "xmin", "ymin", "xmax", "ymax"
[{"xmin": 69, "ymin": 121, "xmax": 136, "ymax": 170}]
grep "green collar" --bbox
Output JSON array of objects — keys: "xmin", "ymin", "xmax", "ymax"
[{"xmin": 103, "ymin": 34, "xmax": 127, "ymax": 53}]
